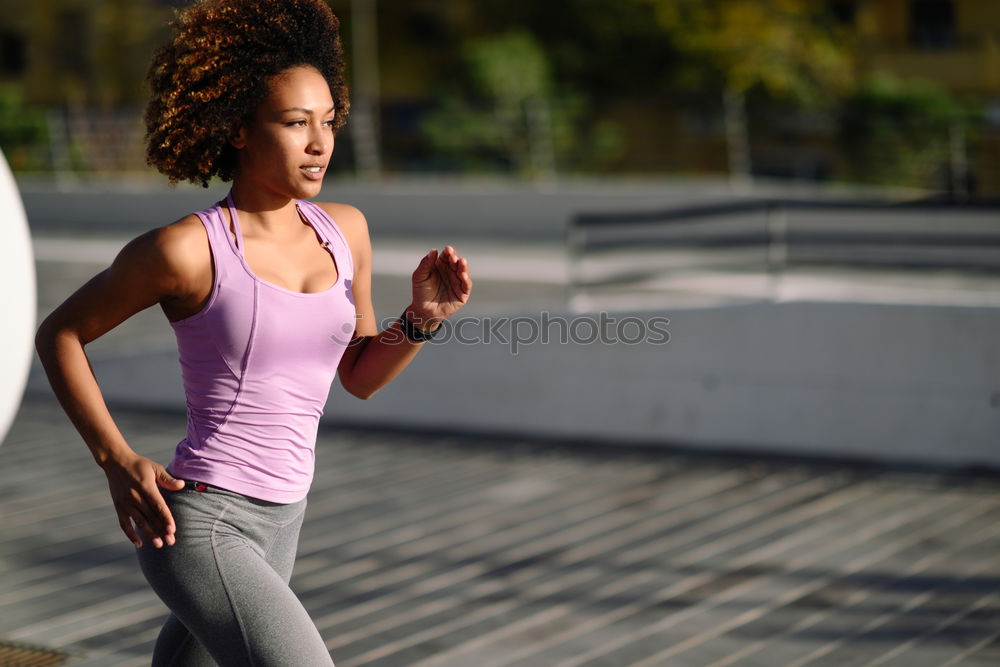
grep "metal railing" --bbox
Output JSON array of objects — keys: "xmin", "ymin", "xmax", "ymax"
[{"xmin": 567, "ymin": 198, "xmax": 1000, "ymax": 307}]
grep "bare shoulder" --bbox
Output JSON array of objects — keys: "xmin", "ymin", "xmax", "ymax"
[
  {"xmin": 158, "ymin": 213, "xmax": 209, "ymax": 261},
  {"xmin": 117, "ymin": 214, "xmax": 210, "ymax": 298}
]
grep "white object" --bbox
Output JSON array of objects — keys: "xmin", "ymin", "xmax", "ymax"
[{"xmin": 0, "ymin": 149, "xmax": 36, "ymax": 446}]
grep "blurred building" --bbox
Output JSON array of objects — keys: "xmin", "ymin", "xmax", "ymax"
[
  {"xmin": 655, "ymin": 0, "xmax": 1000, "ymax": 195},
  {"xmin": 850, "ymin": 0, "xmax": 1000, "ymax": 195},
  {"xmin": 856, "ymin": 0, "xmax": 1000, "ymax": 95},
  {"xmin": 1, "ymin": 0, "xmax": 998, "ymax": 195}
]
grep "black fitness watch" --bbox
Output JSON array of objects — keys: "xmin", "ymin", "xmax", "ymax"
[{"xmin": 400, "ymin": 310, "xmax": 442, "ymax": 342}]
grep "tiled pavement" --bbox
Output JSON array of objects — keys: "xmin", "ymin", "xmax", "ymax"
[{"xmin": 1, "ymin": 396, "xmax": 999, "ymax": 666}]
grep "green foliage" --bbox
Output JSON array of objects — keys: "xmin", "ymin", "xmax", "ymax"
[
  {"xmin": 0, "ymin": 86, "xmax": 49, "ymax": 170},
  {"xmin": 837, "ymin": 74, "xmax": 973, "ymax": 188},
  {"xmin": 420, "ymin": 30, "xmax": 623, "ymax": 177},
  {"xmin": 465, "ymin": 30, "xmax": 552, "ymax": 106},
  {"xmin": 639, "ymin": 0, "xmax": 855, "ymax": 103}
]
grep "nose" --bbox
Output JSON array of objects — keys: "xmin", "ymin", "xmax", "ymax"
[{"xmin": 307, "ymin": 125, "xmax": 328, "ymax": 156}]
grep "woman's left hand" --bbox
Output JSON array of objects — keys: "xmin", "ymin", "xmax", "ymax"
[{"xmin": 408, "ymin": 246, "xmax": 472, "ymax": 331}]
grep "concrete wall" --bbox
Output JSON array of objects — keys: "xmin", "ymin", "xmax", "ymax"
[
  {"xmin": 41, "ymin": 300, "xmax": 999, "ymax": 470},
  {"xmin": 320, "ymin": 301, "xmax": 1000, "ymax": 468}
]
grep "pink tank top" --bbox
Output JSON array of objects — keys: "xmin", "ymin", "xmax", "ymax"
[{"xmin": 166, "ymin": 194, "xmax": 357, "ymax": 502}]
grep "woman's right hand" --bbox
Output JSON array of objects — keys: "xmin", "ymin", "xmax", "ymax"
[{"xmin": 102, "ymin": 454, "xmax": 185, "ymax": 549}]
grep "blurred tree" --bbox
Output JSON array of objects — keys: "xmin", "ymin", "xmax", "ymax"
[
  {"xmin": 94, "ymin": 0, "xmax": 169, "ymax": 105},
  {"xmin": 0, "ymin": 85, "xmax": 49, "ymax": 170},
  {"xmin": 421, "ymin": 29, "xmax": 621, "ymax": 179},
  {"xmin": 22, "ymin": 0, "xmax": 174, "ymax": 107},
  {"xmin": 470, "ymin": 0, "xmax": 679, "ymax": 96},
  {"xmin": 637, "ymin": 0, "xmax": 856, "ymax": 187},
  {"xmin": 5, "ymin": 0, "xmax": 175, "ymax": 174},
  {"xmin": 838, "ymin": 73, "xmax": 976, "ymax": 192}
]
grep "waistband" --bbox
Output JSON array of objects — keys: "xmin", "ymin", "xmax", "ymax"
[
  {"xmin": 183, "ymin": 480, "xmax": 215, "ymax": 492},
  {"xmin": 176, "ymin": 478, "xmax": 305, "ymax": 509}
]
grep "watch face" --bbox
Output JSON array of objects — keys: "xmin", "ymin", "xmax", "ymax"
[{"xmin": 0, "ymin": 148, "xmax": 35, "ymax": 447}]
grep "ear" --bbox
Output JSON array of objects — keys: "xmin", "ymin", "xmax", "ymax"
[{"xmin": 230, "ymin": 124, "xmax": 248, "ymax": 150}]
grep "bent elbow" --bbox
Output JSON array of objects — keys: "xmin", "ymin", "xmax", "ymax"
[
  {"xmin": 34, "ymin": 317, "xmax": 83, "ymax": 365},
  {"xmin": 34, "ymin": 317, "xmax": 57, "ymax": 357},
  {"xmin": 350, "ymin": 385, "xmax": 380, "ymax": 400},
  {"xmin": 339, "ymin": 376, "xmax": 379, "ymax": 400}
]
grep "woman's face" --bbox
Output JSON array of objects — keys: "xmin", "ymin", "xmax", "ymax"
[{"xmin": 232, "ymin": 65, "xmax": 336, "ymax": 200}]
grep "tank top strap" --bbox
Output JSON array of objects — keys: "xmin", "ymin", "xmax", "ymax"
[
  {"xmin": 296, "ymin": 199, "xmax": 355, "ymax": 279},
  {"xmin": 193, "ymin": 197, "xmax": 243, "ymax": 268}
]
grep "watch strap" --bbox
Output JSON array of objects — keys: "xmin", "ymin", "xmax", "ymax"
[{"xmin": 400, "ymin": 310, "xmax": 441, "ymax": 342}]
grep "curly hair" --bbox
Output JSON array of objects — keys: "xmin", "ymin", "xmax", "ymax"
[{"xmin": 144, "ymin": 0, "xmax": 350, "ymax": 187}]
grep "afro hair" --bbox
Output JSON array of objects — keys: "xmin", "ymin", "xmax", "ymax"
[{"xmin": 144, "ymin": 0, "xmax": 350, "ymax": 187}]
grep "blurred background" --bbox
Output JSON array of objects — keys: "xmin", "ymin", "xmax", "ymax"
[
  {"xmin": 0, "ymin": 0, "xmax": 998, "ymax": 194},
  {"xmin": 4, "ymin": 0, "xmax": 999, "ymax": 466},
  {"xmin": 3, "ymin": 2, "xmax": 1000, "ymax": 664}
]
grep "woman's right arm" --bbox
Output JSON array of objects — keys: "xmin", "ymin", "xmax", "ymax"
[{"xmin": 34, "ymin": 217, "xmax": 206, "ymax": 549}]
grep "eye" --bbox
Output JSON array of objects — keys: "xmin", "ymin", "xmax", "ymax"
[
  {"xmin": 322, "ymin": 118, "xmax": 335, "ymax": 129},
  {"xmin": 284, "ymin": 119, "xmax": 307, "ymax": 127}
]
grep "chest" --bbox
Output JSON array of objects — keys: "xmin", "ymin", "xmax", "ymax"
[{"xmin": 235, "ymin": 225, "xmax": 341, "ymax": 295}]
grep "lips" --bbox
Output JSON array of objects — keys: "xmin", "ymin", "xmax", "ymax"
[{"xmin": 301, "ymin": 165, "xmax": 326, "ymax": 180}]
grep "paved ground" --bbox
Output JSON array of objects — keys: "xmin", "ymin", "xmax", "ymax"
[{"xmin": 1, "ymin": 395, "xmax": 999, "ymax": 666}]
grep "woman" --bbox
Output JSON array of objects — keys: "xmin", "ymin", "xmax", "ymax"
[{"xmin": 33, "ymin": 0, "xmax": 472, "ymax": 664}]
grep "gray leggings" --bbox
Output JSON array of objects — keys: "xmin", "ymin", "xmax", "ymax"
[{"xmin": 136, "ymin": 482, "xmax": 335, "ymax": 666}]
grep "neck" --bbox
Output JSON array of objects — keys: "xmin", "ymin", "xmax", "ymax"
[{"xmin": 228, "ymin": 178, "xmax": 301, "ymax": 236}]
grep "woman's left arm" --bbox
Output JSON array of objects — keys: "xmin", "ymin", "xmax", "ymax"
[{"xmin": 322, "ymin": 203, "xmax": 472, "ymax": 399}]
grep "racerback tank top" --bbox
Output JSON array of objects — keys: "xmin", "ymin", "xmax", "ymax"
[{"xmin": 166, "ymin": 193, "xmax": 357, "ymax": 503}]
